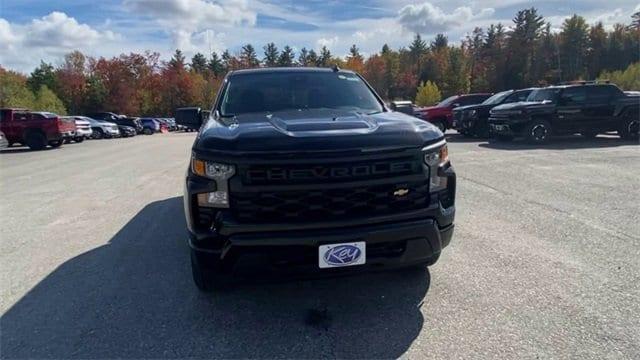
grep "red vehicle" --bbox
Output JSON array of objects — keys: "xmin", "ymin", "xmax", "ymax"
[
  {"xmin": 0, "ymin": 108, "xmax": 77, "ymax": 150},
  {"xmin": 414, "ymin": 93, "xmax": 492, "ymax": 132}
]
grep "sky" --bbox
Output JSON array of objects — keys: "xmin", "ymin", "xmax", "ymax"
[{"xmin": 1, "ymin": 0, "xmax": 639, "ymax": 73}]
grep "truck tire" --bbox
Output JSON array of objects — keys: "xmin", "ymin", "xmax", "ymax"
[
  {"xmin": 49, "ymin": 140, "xmax": 64, "ymax": 148},
  {"xmin": 190, "ymin": 250, "xmax": 232, "ymax": 292},
  {"xmin": 25, "ymin": 132, "xmax": 47, "ymax": 150},
  {"xmin": 74, "ymin": 136, "xmax": 85, "ymax": 143},
  {"xmin": 525, "ymin": 119, "xmax": 552, "ymax": 144},
  {"xmin": 143, "ymin": 128, "xmax": 153, "ymax": 135},
  {"xmin": 619, "ymin": 117, "xmax": 639, "ymax": 141}
]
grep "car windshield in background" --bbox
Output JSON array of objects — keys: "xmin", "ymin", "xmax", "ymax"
[
  {"xmin": 219, "ymin": 71, "xmax": 383, "ymax": 116},
  {"xmin": 482, "ymin": 91, "xmax": 512, "ymax": 105},
  {"xmin": 436, "ymin": 95, "xmax": 458, "ymax": 107},
  {"xmin": 527, "ymin": 88, "xmax": 559, "ymax": 102}
]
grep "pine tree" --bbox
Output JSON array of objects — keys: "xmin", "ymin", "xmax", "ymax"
[
  {"xmin": 559, "ymin": 15, "xmax": 589, "ymax": 80},
  {"xmin": 430, "ymin": 34, "xmax": 448, "ymax": 51},
  {"xmin": 505, "ymin": 8, "xmax": 545, "ymax": 88},
  {"xmin": 409, "ymin": 34, "xmax": 428, "ymax": 61},
  {"xmin": 208, "ymin": 52, "xmax": 224, "ymax": 76},
  {"xmin": 307, "ymin": 49, "xmax": 319, "ymax": 66},
  {"xmin": 278, "ymin": 46, "xmax": 295, "ymax": 67},
  {"xmin": 27, "ymin": 61, "xmax": 57, "ymax": 94},
  {"xmin": 318, "ymin": 46, "xmax": 332, "ymax": 67},
  {"xmin": 190, "ymin": 53, "xmax": 208, "ymax": 74},
  {"xmin": 586, "ymin": 22, "xmax": 607, "ymax": 79},
  {"xmin": 298, "ymin": 47, "xmax": 309, "ymax": 66},
  {"xmin": 240, "ymin": 44, "xmax": 260, "ymax": 68},
  {"xmin": 168, "ymin": 49, "xmax": 186, "ymax": 70},
  {"xmin": 263, "ymin": 43, "xmax": 279, "ymax": 67}
]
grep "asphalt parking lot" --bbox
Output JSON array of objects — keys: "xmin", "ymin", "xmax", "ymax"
[{"xmin": 1, "ymin": 132, "xmax": 639, "ymax": 359}]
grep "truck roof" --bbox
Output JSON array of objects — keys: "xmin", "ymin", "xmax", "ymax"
[{"xmin": 229, "ymin": 67, "xmax": 355, "ymax": 76}]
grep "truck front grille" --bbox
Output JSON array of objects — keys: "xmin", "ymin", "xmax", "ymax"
[{"xmin": 231, "ymin": 181, "xmax": 429, "ymax": 223}]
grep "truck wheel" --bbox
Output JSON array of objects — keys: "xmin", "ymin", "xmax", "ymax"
[
  {"xmin": 93, "ymin": 129, "xmax": 104, "ymax": 139},
  {"xmin": 190, "ymin": 250, "xmax": 231, "ymax": 292},
  {"xmin": 619, "ymin": 117, "xmax": 639, "ymax": 141},
  {"xmin": 526, "ymin": 120, "xmax": 551, "ymax": 144},
  {"xmin": 25, "ymin": 132, "xmax": 47, "ymax": 150},
  {"xmin": 49, "ymin": 140, "xmax": 64, "ymax": 148}
]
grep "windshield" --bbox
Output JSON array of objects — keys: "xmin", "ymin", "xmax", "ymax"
[
  {"xmin": 482, "ymin": 91, "xmax": 512, "ymax": 105},
  {"xmin": 527, "ymin": 88, "xmax": 559, "ymax": 102},
  {"xmin": 219, "ymin": 71, "xmax": 383, "ymax": 116},
  {"xmin": 436, "ymin": 95, "xmax": 459, "ymax": 108}
]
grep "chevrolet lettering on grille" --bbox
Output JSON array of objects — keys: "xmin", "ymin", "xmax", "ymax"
[{"xmin": 246, "ymin": 161, "xmax": 416, "ymax": 182}]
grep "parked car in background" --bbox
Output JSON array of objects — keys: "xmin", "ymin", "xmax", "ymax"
[
  {"xmin": 65, "ymin": 116, "xmax": 93, "ymax": 142},
  {"xmin": 110, "ymin": 117, "xmax": 144, "ymax": 134},
  {"xmin": 82, "ymin": 117, "xmax": 120, "ymax": 139},
  {"xmin": 489, "ymin": 83, "xmax": 639, "ymax": 143},
  {"xmin": 86, "ymin": 112, "xmax": 121, "ymax": 122},
  {"xmin": 0, "ymin": 109, "xmax": 76, "ymax": 150},
  {"xmin": 0, "ymin": 131, "xmax": 8, "ymax": 149},
  {"xmin": 453, "ymin": 88, "xmax": 536, "ymax": 137},
  {"xmin": 117, "ymin": 125, "xmax": 137, "ymax": 137},
  {"xmin": 139, "ymin": 118, "xmax": 160, "ymax": 134},
  {"xmin": 155, "ymin": 118, "xmax": 170, "ymax": 132},
  {"xmin": 389, "ymin": 101, "xmax": 419, "ymax": 115},
  {"xmin": 414, "ymin": 93, "xmax": 492, "ymax": 132}
]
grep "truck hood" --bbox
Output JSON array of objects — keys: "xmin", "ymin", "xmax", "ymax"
[
  {"xmin": 194, "ymin": 109, "xmax": 442, "ymax": 153},
  {"xmin": 453, "ymin": 103, "xmax": 492, "ymax": 112}
]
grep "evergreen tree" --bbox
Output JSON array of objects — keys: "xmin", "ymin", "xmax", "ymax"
[
  {"xmin": 505, "ymin": 8, "xmax": 545, "ymax": 88},
  {"xmin": 318, "ymin": 46, "xmax": 332, "ymax": 67},
  {"xmin": 559, "ymin": 15, "xmax": 589, "ymax": 80},
  {"xmin": 168, "ymin": 49, "xmax": 186, "ymax": 70},
  {"xmin": 240, "ymin": 44, "xmax": 260, "ymax": 68},
  {"xmin": 586, "ymin": 22, "xmax": 607, "ymax": 79},
  {"xmin": 430, "ymin": 34, "xmax": 448, "ymax": 51},
  {"xmin": 208, "ymin": 52, "xmax": 224, "ymax": 76},
  {"xmin": 190, "ymin": 53, "xmax": 208, "ymax": 74},
  {"xmin": 27, "ymin": 61, "xmax": 57, "ymax": 94},
  {"xmin": 409, "ymin": 34, "xmax": 428, "ymax": 61},
  {"xmin": 307, "ymin": 49, "xmax": 319, "ymax": 66},
  {"xmin": 298, "ymin": 47, "xmax": 309, "ymax": 66},
  {"xmin": 278, "ymin": 46, "xmax": 295, "ymax": 67},
  {"xmin": 263, "ymin": 43, "xmax": 279, "ymax": 67}
]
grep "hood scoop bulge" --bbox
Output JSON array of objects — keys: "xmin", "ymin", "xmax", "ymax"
[{"xmin": 267, "ymin": 112, "xmax": 379, "ymax": 137}]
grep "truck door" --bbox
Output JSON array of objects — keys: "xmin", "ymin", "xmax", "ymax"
[
  {"xmin": 583, "ymin": 85, "xmax": 619, "ymax": 132},
  {"xmin": 5, "ymin": 111, "xmax": 29, "ymax": 141},
  {"xmin": 556, "ymin": 87, "xmax": 587, "ymax": 133}
]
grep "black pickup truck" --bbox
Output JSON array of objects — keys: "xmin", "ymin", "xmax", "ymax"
[
  {"xmin": 488, "ymin": 83, "xmax": 639, "ymax": 143},
  {"xmin": 181, "ymin": 67, "xmax": 456, "ymax": 292},
  {"xmin": 453, "ymin": 88, "xmax": 535, "ymax": 138}
]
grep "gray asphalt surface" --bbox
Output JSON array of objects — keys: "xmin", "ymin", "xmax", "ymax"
[{"xmin": 1, "ymin": 132, "xmax": 639, "ymax": 359}]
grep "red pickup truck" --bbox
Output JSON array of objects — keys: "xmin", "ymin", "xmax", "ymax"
[
  {"xmin": 414, "ymin": 93, "xmax": 492, "ymax": 132},
  {"xmin": 0, "ymin": 108, "xmax": 77, "ymax": 150}
]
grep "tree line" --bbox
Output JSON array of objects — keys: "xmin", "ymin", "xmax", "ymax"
[{"xmin": 1, "ymin": 8, "xmax": 638, "ymax": 116}]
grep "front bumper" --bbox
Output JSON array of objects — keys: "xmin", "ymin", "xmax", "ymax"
[
  {"xmin": 76, "ymin": 129, "xmax": 92, "ymax": 137},
  {"xmin": 184, "ymin": 163, "xmax": 456, "ymax": 278}
]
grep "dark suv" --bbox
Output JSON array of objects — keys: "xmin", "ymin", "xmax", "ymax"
[
  {"xmin": 453, "ymin": 88, "xmax": 536, "ymax": 137},
  {"xmin": 182, "ymin": 67, "xmax": 456, "ymax": 292},
  {"xmin": 489, "ymin": 83, "xmax": 639, "ymax": 143}
]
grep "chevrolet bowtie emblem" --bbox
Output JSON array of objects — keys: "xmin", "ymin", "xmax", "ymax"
[{"xmin": 394, "ymin": 188, "xmax": 409, "ymax": 197}]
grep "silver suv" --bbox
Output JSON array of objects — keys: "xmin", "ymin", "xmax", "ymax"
[{"xmin": 83, "ymin": 117, "xmax": 120, "ymax": 139}]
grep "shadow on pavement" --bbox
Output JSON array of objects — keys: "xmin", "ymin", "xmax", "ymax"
[
  {"xmin": 1, "ymin": 196, "xmax": 430, "ymax": 359},
  {"xmin": 478, "ymin": 135, "xmax": 638, "ymax": 150}
]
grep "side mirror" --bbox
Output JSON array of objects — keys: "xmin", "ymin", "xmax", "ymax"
[{"xmin": 175, "ymin": 107, "xmax": 203, "ymax": 130}]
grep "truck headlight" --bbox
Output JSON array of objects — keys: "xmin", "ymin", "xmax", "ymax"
[
  {"xmin": 191, "ymin": 159, "xmax": 235, "ymax": 180},
  {"xmin": 422, "ymin": 140, "xmax": 449, "ymax": 192},
  {"xmin": 192, "ymin": 158, "xmax": 235, "ymax": 208}
]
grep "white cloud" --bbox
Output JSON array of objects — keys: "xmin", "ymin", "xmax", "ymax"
[
  {"xmin": 0, "ymin": 12, "xmax": 120, "ymax": 72},
  {"xmin": 397, "ymin": 2, "xmax": 494, "ymax": 33},
  {"xmin": 316, "ymin": 36, "xmax": 339, "ymax": 50}
]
